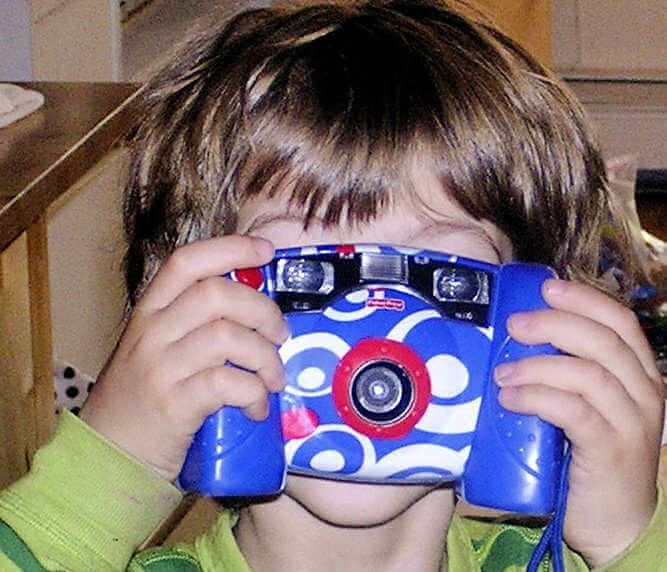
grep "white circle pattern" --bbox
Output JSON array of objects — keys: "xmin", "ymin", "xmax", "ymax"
[
  {"xmin": 310, "ymin": 450, "xmax": 346, "ymax": 472},
  {"xmin": 297, "ymin": 367, "xmax": 327, "ymax": 390},
  {"xmin": 345, "ymin": 289, "xmax": 370, "ymax": 303},
  {"xmin": 426, "ymin": 354, "xmax": 469, "ymax": 398}
]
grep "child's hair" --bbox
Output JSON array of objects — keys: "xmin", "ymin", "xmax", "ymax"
[{"xmin": 122, "ymin": 0, "xmax": 636, "ymax": 308}]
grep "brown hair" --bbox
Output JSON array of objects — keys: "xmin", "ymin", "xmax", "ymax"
[{"xmin": 122, "ymin": 0, "xmax": 636, "ymax": 307}]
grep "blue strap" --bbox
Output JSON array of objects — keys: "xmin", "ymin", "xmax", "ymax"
[{"xmin": 527, "ymin": 448, "xmax": 572, "ymax": 572}]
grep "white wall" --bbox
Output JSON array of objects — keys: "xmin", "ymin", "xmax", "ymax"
[
  {"xmin": 568, "ymin": 82, "xmax": 667, "ymax": 169},
  {"xmin": 553, "ymin": 0, "xmax": 667, "ymax": 78},
  {"xmin": 30, "ymin": 0, "xmax": 121, "ymax": 81},
  {"xmin": 48, "ymin": 151, "xmax": 127, "ymax": 378},
  {"xmin": 0, "ymin": 1, "xmax": 32, "ymax": 80},
  {"xmin": 554, "ymin": 1, "xmax": 667, "ymax": 170}
]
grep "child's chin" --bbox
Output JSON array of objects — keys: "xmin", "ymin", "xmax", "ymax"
[{"xmin": 285, "ymin": 474, "xmax": 442, "ymax": 527}]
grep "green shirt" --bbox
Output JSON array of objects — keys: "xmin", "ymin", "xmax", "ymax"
[{"xmin": 1, "ymin": 411, "xmax": 664, "ymax": 571}]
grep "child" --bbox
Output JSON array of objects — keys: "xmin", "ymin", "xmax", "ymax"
[{"xmin": 1, "ymin": 1, "xmax": 664, "ymax": 570}]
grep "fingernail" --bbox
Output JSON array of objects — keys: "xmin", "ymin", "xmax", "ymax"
[
  {"xmin": 498, "ymin": 386, "xmax": 519, "ymax": 408},
  {"xmin": 494, "ymin": 362, "xmax": 516, "ymax": 386},
  {"xmin": 246, "ymin": 399, "xmax": 269, "ymax": 421},
  {"xmin": 508, "ymin": 313, "xmax": 531, "ymax": 330},
  {"xmin": 543, "ymin": 278, "xmax": 566, "ymax": 296},
  {"xmin": 251, "ymin": 236, "xmax": 274, "ymax": 259}
]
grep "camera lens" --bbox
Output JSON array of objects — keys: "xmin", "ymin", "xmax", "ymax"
[
  {"xmin": 351, "ymin": 361, "xmax": 414, "ymax": 425},
  {"xmin": 284, "ymin": 260, "xmax": 325, "ymax": 291},
  {"xmin": 434, "ymin": 267, "xmax": 484, "ymax": 302},
  {"xmin": 332, "ymin": 338, "xmax": 430, "ymax": 438},
  {"xmin": 277, "ymin": 259, "xmax": 334, "ymax": 294}
]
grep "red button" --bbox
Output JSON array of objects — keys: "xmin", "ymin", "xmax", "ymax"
[
  {"xmin": 282, "ymin": 407, "xmax": 320, "ymax": 440},
  {"xmin": 335, "ymin": 244, "xmax": 356, "ymax": 255},
  {"xmin": 233, "ymin": 267, "xmax": 264, "ymax": 290}
]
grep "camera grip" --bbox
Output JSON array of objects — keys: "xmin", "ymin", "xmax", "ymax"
[
  {"xmin": 460, "ymin": 264, "xmax": 565, "ymax": 515},
  {"xmin": 178, "ymin": 265, "xmax": 286, "ymax": 496},
  {"xmin": 178, "ymin": 393, "xmax": 286, "ymax": 496}
]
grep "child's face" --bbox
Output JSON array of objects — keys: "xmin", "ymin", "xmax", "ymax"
[
  {"xmin": 236, "ymin": 173, "xmax": 513, "ymax": 527},
  {"xmin": 238, "ymin": 170, "xmax": 513, "ymax": 262}
]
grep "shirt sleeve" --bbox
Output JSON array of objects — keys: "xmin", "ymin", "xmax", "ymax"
[
  {"xmin": 0, "ymin": 410, "xmax": 183, "ymax": 571},
  {"xmin": 453, "ymin": 484, "xmax": 666, "ymax": 571},
  {"xmin": 594, "ymin": 483, "xmax": 667, "ymax": 571}
]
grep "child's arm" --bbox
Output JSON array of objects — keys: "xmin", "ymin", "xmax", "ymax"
[
  {"xmin": 494, "ymin": 278, "xmax": 665, "ymax": 567},
  {"xmin": 0, "ymin": 409, "xmax": 183, "ymax": 570},
  {"xmin": 1, "ymin": 235, "xmax": 288, "ymax": 569},
  {"xmin": 80, "ymin": 234, "xmax": 289, "ymax": 482}
]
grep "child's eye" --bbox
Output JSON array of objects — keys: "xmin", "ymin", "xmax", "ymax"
[
  {"xmin": 276, "ymin": 258, "xmax": 335, "ymax": 294},
  {"xmin": 433, "ymin": 267, "xmax": 490, "ymax": 304}
]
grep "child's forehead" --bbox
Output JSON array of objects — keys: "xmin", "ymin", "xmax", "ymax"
[
  {"xmin": 237, "ymin": 158, "xmax": 447, "ymax": 225},
  {"xmin": 236, "ymin": 177, "xmax": 445, "ymax": 234},
  {"xmin": 235, "ymin": 188, "xmax": 513, "ymax": 264}
]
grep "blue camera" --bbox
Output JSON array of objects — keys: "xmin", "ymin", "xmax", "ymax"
[{"xmin": 179, "ymin": 244, "xmax": 565, "ymax": 515}]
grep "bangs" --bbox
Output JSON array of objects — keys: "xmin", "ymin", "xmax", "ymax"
[
  {"xmin": 233, "ymin": 129, "xmax": 432, "ymax": 231},
  {"xmin": 123, "ymin": 1, "xmax": 636, "ymax": 306},
  {"xmin": 228, "ymin": 14, "xmax": 446, "ymax": 229}
]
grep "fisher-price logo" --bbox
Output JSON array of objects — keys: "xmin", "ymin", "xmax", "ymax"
[{"xmin": 366, "ymin": 289, "xmax": 405, "ymax": 311}]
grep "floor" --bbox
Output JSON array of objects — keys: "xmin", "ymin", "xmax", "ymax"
[{"xmin": 121, "ymin": 0, "xmax": 272, "ymax": 81}]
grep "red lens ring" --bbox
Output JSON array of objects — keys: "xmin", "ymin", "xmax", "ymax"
[{"xmin": 332, "ymin": 338, "xmax": 431, "ymax": 439}]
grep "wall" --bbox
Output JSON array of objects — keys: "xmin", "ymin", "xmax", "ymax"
[
  {"xmin": 567, "ymin": 82, "xmax": 667, "ymax": 169},
  {"xmin": 14, "ymin": 1, "xmax": 126, "ymax": 375},
  {"xmin": 30, "ymin": 0, "xmax": 121, "ymax": 81},
  {"xmin": 47, "ymin": 151, "xmax": 127, "ymax": 378},
  {"xmin": 0, "ymin": 1, "xmax": 32, "ymax": 80},
  {"xmin": 553, "ymin": 1, "xmax": 667, "ymax": 170},
  {"xmin": 553, "ymin": 0, "xmax": 667, "ymax": 79}
]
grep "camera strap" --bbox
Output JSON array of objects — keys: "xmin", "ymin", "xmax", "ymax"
[{"xmin": 527, "ymin": 446, "xmax": 572, "ymax": 572}]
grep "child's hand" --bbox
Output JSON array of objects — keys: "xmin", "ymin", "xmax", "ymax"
[
  {"xmin": 80, "ymin": 235, "xmax": 289, "ymax": 482},
  {"xmin": 494, "ymin": 278, "xmax": 664, "ymax": 567}
]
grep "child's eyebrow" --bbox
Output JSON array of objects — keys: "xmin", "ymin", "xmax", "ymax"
[
  {"xmin": 407, "ymin": 218, "xmax": 506, "ymax": 262},
  {"xmin": 407, "ymin": 215, "xmax": 486, "ymax": 241},
  {"xmin": 242, "ymin": 211, "xmax": 507, "ymax": 261},
  {"xmin": 243, "ymin": 213, "xmax": 314, "ymax": 234}
]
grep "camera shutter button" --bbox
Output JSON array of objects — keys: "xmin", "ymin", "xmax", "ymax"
[{"xmin": 233, "ymin": 267, "xmax": 264, "ymax": 290}]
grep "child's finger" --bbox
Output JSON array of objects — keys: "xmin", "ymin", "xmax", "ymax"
[
  {"xmin": 165, "ymin": 318, "xmax": 286, "ymax": 392},
  {"xmin": 178, "ymin": 365, "xmax": 271, "ymax": 421},
  {"xmin": 154, "ymin": 276, "xmax": 289, "ymax": 346},
  {"xmin": 136, "ymin": 235, "xmax": 275, "ymax": 314},
  {"xmin": 541, "ymin": 279, "xmax": 661, "ymax": 384},
  {"xmin": 507, "ymin": 309, "xmax": 660, "ymax": 410},
  {"xmin": 494, "ymin": 354, "xmax": 640, "ymax": 431},
  {"xmin": 498, "ymin": 383, "xmax": 615, "ymax": 452}
]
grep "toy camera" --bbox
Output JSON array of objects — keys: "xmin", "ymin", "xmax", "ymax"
[{"xmin": 179, "ymin": 244, "xmax": 565, "ymax": 515}]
